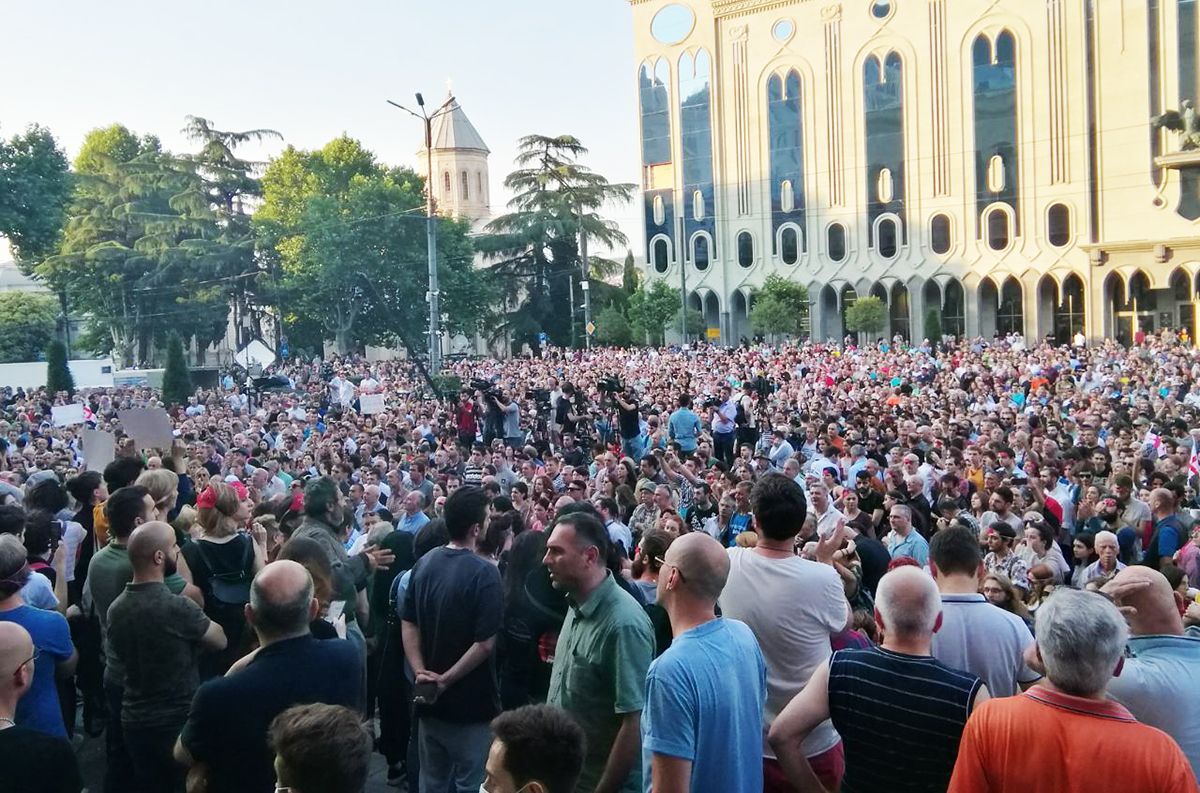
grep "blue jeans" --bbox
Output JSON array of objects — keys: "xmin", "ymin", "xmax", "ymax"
[
  {"xmin": 621, "ymin": 435, "xmax": 644, "ymax": 461},
  {"xmin": 418, "ymin": 716, "xmax": 492, "ymax": 793}
]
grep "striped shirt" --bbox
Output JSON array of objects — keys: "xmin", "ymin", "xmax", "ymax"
[{"xmin": 827, "ymin": 646, "xmax": 982, "ymax": 793}]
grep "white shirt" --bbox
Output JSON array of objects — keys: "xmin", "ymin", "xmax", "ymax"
[
  {"xmin": 719, "ymin": 549, "xmax": 847, "ymax": 759},
  {"xmin": 811, "ymin": 504, "xmax": 845, "ymax": 539},
  {"xmin": 931, "ymin": 593, "xmax": 1041, "ymax": 698}
]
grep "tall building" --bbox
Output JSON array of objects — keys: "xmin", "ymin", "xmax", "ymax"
[
  {"xmin": 419, "ymin": 94, "xmax": 491, "ymax": 228},
  {"xmin": 628, "ymin": 0, "xmax": 1200, "ymax": 344}
]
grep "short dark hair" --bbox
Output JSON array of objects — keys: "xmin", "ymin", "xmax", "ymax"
[
  {"xmin": 992, "ymin": 485, "xmax": 1014, "ymax": 505},
  {"xmin": 25, "ymin": 479, "xmax": 68, "ymax": 514},
  {"xmin": 414, "ymin": 518, "xmax": 449, "ymax": 560},
  {"xmin": 929, "ymin": 525, "xmax": 982, "ymax": 576},
  {"xmin": 105, "ymin": 485, "xmax": 151, "ymax": 541},
  {"xmin": 66, "ymin": 471, "xmax": 103, "ymax": 505},
  {"xmin": 553, "ymin": 511, "xmax": 609, "ymax": 555},
  {"xmin": 22, "ymin": 510, "xmax": 59, "ymax": 556},
  {"xmin": 103, "ymin": 457, "xmax": 145, "ymax": 492},
  {"xmin": 269, "ymin": 704, "xmax": 370, "ymax": 793},
  {"xmin": 594, "ymin": 496, "xmax": 618, "ymax": 517},
  {"xmin": 0, "ymin": 505, "xmax": 25, "ymax": 536},
  {"xmin": 444, "ymin": 485, "xmax": 489, "ymax": 543},
  {"xmin": 491, "ymin": 704, "xmax": 586, "ymax": 793},
  {"xmin": 750, "ymin": 473, "xmax": 807, "ymax": 541},
  {"xmin": 303, "ymin": 477, "xmax": 341, "ymax": 519}
]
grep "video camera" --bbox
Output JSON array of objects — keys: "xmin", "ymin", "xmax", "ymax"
[
  {"xmin": 598, "ymin": 377, "xmax": 623, "ymax": 395},
  {"xmin": 531, "ymin": 388, "xmax": 552, "ymax": 408},
  {"xmin": 470, "ymin": 378, "xmax": 497, "ymax": 395},
  {"xmin": 701, "ymin": 395, "xmax": 722, "ymax": 409}
]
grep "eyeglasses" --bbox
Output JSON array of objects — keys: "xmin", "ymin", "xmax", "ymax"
[
  {"xmin": 8, "ymin": 647, "xmax": 39, "ymax": 678},
  {"xmin": 654, "ymin": 556, "xmax": 685, "ymax": 582}
]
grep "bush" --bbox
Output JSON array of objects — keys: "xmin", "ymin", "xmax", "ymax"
[
  {"xmin": 595, "ymin": 304, "xmax": 633, "ymax": 347},
  {"xmin": 45, "ymin": 340, "xmax": 74, "ymax": 396},
  {"xmin": 845, "ymin": 296, "xmax": 887, "ymax": 337},
  {"xmin": 924, "ymin": 308, "xmax": 943, "ymax": 342}
]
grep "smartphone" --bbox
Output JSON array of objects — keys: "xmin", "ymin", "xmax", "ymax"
[
  {"xmin": 324, "ymin": 600, "xmax": 346, "ymax": 623},
  {"xmin": 413, "ymin": 680, "xmax": 439, "ymax": 705}
]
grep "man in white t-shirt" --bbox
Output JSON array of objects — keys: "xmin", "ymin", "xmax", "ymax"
[
  {"xmin": 719, "ymin": 473, "xmax": 850, "ymax": 793},
  {"xmin": 806, "ymin": 483, "xmax": 844, "ymax": 540}
]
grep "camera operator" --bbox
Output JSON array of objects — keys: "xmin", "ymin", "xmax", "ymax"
[
  {"xmin": 554, "ymin": 383, "xmax": 588, "ymax": 444},
  {"xmin": 611, "ymin": 384, "xmax": 643, "ymax": 460},
  {"xmin": 735, "ymin": 379, "xmax": 760, "ymax": 455},
  {"xmin": 495, "ymin": 388, "xmax": 523, "ymax": 450},
  {"xmin": 455, "ymin": 389, "xmax": 478, "ymax": 450},
  {"xmin": 475, "ymin": 382, "xmax": 505, "ymax": 447},
  {"xmin": 709, "ymin": 384, "xmax": 738, "ymax": 467}
]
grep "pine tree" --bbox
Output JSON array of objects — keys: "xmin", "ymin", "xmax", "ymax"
[
  {"xmin": 161, "ymin": 333, "xmax": 192, "ymax": 407},
  {"xmin": 45, "ymin": 340, "xmax": 74, "ymax": 396}
]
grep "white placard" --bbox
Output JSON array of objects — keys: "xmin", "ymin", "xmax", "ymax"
[
  {"xmin": 359, "ymin": 393, "xmax": 385, "ymax": 415},
  {"xmin": 117, "ymin": 407, "xmax": 175, "ymax": 449},
  {"xmin": 82, "ymin": 429, "xmax": 116, "ymax": 472},
  {"xmin": 51, "ymin": 403, "xmax": 86, "ymax": 427}
]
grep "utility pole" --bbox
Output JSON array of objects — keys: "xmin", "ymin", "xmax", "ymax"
[
  {"xmin": 579, "ymin": 205, "xmax": 592, "ymax": 349},
  {"xmin": 388, "ymin": 93, "xmax": 452, "ymax": 375},
  {"xmin": 569, "ymin": 275, "xmax": 578, "ymax": 349},
  {"xmin": 677, "ymin": 215, "xmax": 687, "ymax": 343}
]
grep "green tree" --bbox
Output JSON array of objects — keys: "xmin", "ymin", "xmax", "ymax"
[
  {"xmin": 924, "ymin": 308, "xmax": 943, "ymax": 342},
  {"xmin": 45, "ymin": 339, "xmax": 74, "ymax": 395},
  {"xmin": 479, "ymin": 135, "xmax": 634, "ymax": 350},
  {"xmin": 161, "ymin": 332, "xmax": 192, "ymax": 407},
  {"xmin": 750, "ymin": 275, "xmax": 810, "ymax": 339},
  {"xmin": 0, "ymin": 292, "xmax": 58, "ymax": 363},
  {"xmin": 0, "ymin": 125, "xmax": 71, "ymax": 266},
  {"xmin": 676, "ymin": 306, "xmax": 706, "ymax": 340},
  {"xmin": 627, "ymin": 280, "xmax": 679, "ymax": 345},
  {"xmin": 595, "ymin": 304, "xmax": 632, "ymax": 347},
  {"xmin": 256, "ymin": 136, "xmax": 490, "ymax": 355},
  {"xmin": 622, "ymin": 249, "xmax": 640, "ymax": 295},
  {"xmin": 845, "ymin": 295, "xmax": 887, "ymax": 337}
]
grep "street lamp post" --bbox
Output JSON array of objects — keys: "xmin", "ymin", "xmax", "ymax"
[{"xmin": 387, "ymin": 93, "xmax": 452, "ymax": 375}]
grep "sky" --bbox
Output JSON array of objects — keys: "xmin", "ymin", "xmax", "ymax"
[{"xmin": 0, "ymin": 0, "xmax": 644, "ymax": 259}]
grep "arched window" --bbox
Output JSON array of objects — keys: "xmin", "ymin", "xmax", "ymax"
[
  {"xmin": 987, "ymin": 209, "xmax": 1010, "ymax": 251},
  {"xmin": 653, "ymin": 195, "xmax": 666, "ymax": 226},
  {"xmin": 478, "ymin": 172, "xmax": 484, "ymax": 197},
  {"xmin": 737, "ymin": 232, "xmax": 754, "ymax": 267},
  {"xmin": 692, "ymin": 190, "xmax": 705, "ymax": 221},
  {"xmin": 1047, "ymin": 203, "xmax": 1070, "ymax": 247},
  {"xmin": 443, "ymin": 171, "xmax": 452, "ymax": 195},
  {"xmin": 461, "ymin": 171, "xmax": 469, "ymax": 200},
  {"xmin": 693, "ymin": 234, "xmax": 710, "ymax": 270},
  {"xmin": 653, "ymin": 238, "xmax": 670, "ymax": 273},
  {"xmin": 876, "ymin": 218, "xmax": 899, "ymax": 258},
  {"xmin": 780, "ymin": 227, "xmax": 799, "ymax": 265},
  {"xmin": 768, "ymin": 70, "xmax": 805, "ymax": 240},
  {"xmin": 973, "ymin": 32, "xmax": 1019, "ymax": 228},
  {"xmin": 930, "ymin": 214, "xmax": 951, "ymax": 254},
  {"xmin": 864, "ymin": 52, "xmax": 906, "ymax": 243},
  {"xmin": 780, "ymin": 180, "xmax": 794, "ymax": 213},
  {"xmin": 827, "ymin": 223, "xmax": 847, "ymax": 262}
]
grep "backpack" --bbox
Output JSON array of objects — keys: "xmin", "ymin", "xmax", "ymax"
[
  {"xmin": 194, "ymin": 536, "xmax": 253, "ymax": 606},
  {"xmin": 734, "ymin": 398, "xmax": 749, "ymax": 427}
]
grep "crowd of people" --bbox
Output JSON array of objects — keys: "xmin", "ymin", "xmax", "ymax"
[{"xmin": 1, "ymin": 330, "xmax": 1200, "ymax": 793}]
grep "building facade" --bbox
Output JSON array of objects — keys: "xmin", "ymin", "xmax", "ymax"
[{"xmin": 629, "ymin": 0, "xmax": 1200, "ymax": 344}]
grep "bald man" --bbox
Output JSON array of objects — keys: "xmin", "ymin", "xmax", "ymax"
[
  {"xmin": 108, "ymin": 522, "xmax": 225, "ymax": 792},
  {"xmin": 176, "ymin": 560, "xmax": 363, "ymax": 793},
  {"xmin": 1102, "ymin": 566, "xmax": 1200, "ymax": 777},
  {"xmin": 642, "ymin": 532, "xmax": 767, "ymax": 792},
  {"xmin": 770, "ymin": 567, "xmax": 988, "ymax": 793},
  {"xmin": 0, "ymin": 622, "xmax": 82, "ymax": 792}
]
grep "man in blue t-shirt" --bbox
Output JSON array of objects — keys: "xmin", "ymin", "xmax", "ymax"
[
  {"xmin": 642, "ymin": 532, "xmax": 766, "ymax": 792},
  {"xmin": 667, "ymin": 395, "xmax": 703, "ymax": 456}
]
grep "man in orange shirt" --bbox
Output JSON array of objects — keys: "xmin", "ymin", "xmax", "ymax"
[{"xmin": 949, "ymin": 588, "xmax": 1197, "ymax": 793}]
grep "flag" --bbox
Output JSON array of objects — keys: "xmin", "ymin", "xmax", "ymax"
[
  {"xmin": 1143, "ymin": 429, "xmax": 1166, "ymax": 459},
  {"xmin": 1189, "ymin": 443, "xmax": 1200, "ymax": 482}
]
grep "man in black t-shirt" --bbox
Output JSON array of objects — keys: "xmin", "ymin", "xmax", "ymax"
[
  {"xmin": 0, "ymin": 622, "xmax": 82, "ymax": 793},
  {"xmin": 685, "ymin": 483, "xmax": 719, "ymax": 536},
  {"xmin": 402, "ymin": 486, "xmax": 503, "ymax": 793},
  {"xmin": 613, "ymin": 387, "xmax": 643, "ymax": 459}
]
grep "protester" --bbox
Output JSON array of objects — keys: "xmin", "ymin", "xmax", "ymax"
[
  {"xmin": 642, "ymin": 532, "xmax": 766, "ymax": 792},
  {"xmin": 948, "ymin": 589, "xmax": 1196, "ymax": 792},
  {"xmin": 174, "ymin": 560, "xmax": 363, "ymax": 793},
  {"xmin": 269, "ymin": 703, "xmax": 372, "ymax": 793},
  {"xmin": 720, "ymin": 473, "xmax": 850, "ymax": 793},
  {"xmin": 0, "ymin": 621, "xmax": 82, "ymax": 793},
  {"xmin": 544, "ymin": 511, "xmax": 654, "ymax": 793},
  {"xmin": 484, "ymin": 704, "xmax": 587, "ymax": 793},
  {"xmin": 770, "ymin": 567, "xmax": 988, "ymax": 793}
]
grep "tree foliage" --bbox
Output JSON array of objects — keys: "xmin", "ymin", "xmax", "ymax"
[
  {"xmin": 0, "ymin": 292, "xmax": 58, "ymax": 363},
  {"xmin": 161, "ymin": 333, "xmax": 192, "ymax": 407},
  {"xmin": 845, "ymin": 295, "xmax": 887, "ymax": 336},
  {"xmin": 750, "ymin": 275, "xmax": 810, "ymax": 339},
  {"xmin": 677, "ymin": 307, "xmax": 706, "ymax": 340},
  {"xmin": 622, "ymin": 250, "xmax": 640, "ymax": 295},
  {"xmin": 0, "ymin": 125, "xmax": 71, "ymax": 266},
  {"xmin": 595, "ymin": 304, "xmax": 633, "ymax": 347},
  {"xmin": 256, "ymin": 136, "xmax": 490, "ymax": 355},
  {"xmin": 45, "ymin": 340, "xmax": 74, "ymax": 396},
  {"xmin": 628, "ymin": 280, "xmax": 679, "ymax": 346},
  {"xmin": 479, "ymin": 135, "xmax": 634, "ymax": 350}
]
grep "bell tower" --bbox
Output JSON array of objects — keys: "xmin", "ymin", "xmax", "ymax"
[{"xmin": 419, "ymin": 94, "xmax": 491, "ymax": 228}]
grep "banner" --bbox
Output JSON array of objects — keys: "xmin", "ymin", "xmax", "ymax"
[
  {"xmin": 117, "ymin": 407, "xmax": 175, "ymax": 449},
  {"xmin": 82, "ymin": 429, "xmax": 116, "ymax": 472},
  {"xmin": 51, "ymin": 403, "xmax": 86, "ymax": 427},
  {"xmin": 359, "ymin": 393, "xmax": 385, "ymax": 415}
]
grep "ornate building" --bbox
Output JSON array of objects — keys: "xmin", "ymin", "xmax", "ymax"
[
  {"xmin": 629, "ymin": 0, "xmax": 1200, "ymax": 344},
  {"xmin": 420, "ymin": 94, "xmax": 491, "ymax": 228}
]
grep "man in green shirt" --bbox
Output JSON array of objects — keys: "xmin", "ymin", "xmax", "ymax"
[{"xmin": 544, "ymin": 512, "xmax": 654, "ymax": 793}]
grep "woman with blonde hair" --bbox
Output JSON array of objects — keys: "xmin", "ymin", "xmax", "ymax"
[
  {"xmin": 136, "ymin": 467, "xmax": 179, "ymax": 523},
  {"xmin": 183, "ymin": 482, "xmax": 266, "ymax": 677}
]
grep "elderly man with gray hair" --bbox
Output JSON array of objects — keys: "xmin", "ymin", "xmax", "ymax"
[
  {"xmin": 770, "ymin": 567, "xmax": 987, "ymax": 793},
  {"xmin": 174, "ymin": 559, "xmax": 363, "ymax": 793},
  {"xmin": 948, "ymin": 589, "xmax": 1196, "ymax": 792}
]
